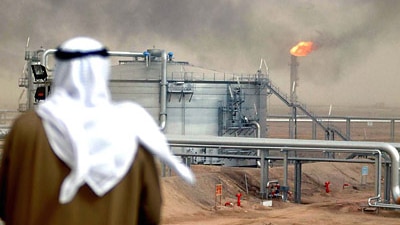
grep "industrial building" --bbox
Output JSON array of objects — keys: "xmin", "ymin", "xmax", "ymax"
[
  {"xmin": 17, "ymin": 48, "xmax": 400, "ymax": 163},
  {"xmin": 3, "ymin": 46, "xmax": 400, "ymax": 208}
]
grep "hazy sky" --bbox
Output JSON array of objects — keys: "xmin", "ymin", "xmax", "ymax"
[{"xmin": 1, "ymin": 0, "xmax": 400, "ymax": 109}]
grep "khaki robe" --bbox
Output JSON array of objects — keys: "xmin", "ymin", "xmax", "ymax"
[{"xmin": 0, "ymin": 111, "xmax": 162, "ymax": 225}]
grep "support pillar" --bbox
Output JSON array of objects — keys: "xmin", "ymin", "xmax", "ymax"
[
  {"xmin": 312, "ymin": 121, "xmax": 316, "ymax": 140},
  {"xmin": 375, "ymin": 152, "xmax": 382, "ymax": 198},
  {"xmin": 260, "ymin": 149, "xmax": 269, "ymax": 199},
  {"xmin": 294, "ymin": 160, "xmax": 302, "ymax": 203},
  {"xmin": 346, "ymin": 118, "xmax": 351, "ymax": 140},
  {"xmin": 282, "ymin": 150, "xmax": 289, "ymax": 202},
  {"xmin": 289, "ymin": 107, "xmax": 297, "ymax": 140},
  {"xmin": 390, "ymin": 120, "xmax": 395, "ymax": 142},
  {"xmin": 384, "ymin": 163, "xmax": 391, "ymax": 203}
]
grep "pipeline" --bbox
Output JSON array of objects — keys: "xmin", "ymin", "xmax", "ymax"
[
  {"xmin": 250, "ymin": 120, "xmax": 269, "ymax": 197},
  {"xmin": 42, "ymin": 49, "xmax": 168, "ymax": 130},
  {"xmin": 167, "ymin": 135, "xmax": 400, "ymax": 205},
  {"xmin": 159, "ymin": 50, "xmax": 168, "ymax": 131},
  {"xmin": 42, "ymin": 49, "xmax": 145, "ymax": 71},
  {"xmin": 144, "ymin": 49, "xmax": 168, "ymax": 130}
]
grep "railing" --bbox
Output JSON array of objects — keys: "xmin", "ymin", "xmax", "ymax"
[
  {"xmin": 168, "ymin": 71, "xmax": 266, "ymax": 83},
  {"xmin": 167, "ymin": 134, "xmax": 400, "ymax": 208},
  {"xmin": 263, "ymin": 78, "xmax": 349, "ymax": 140},
  {"xmin": 265, "ymin": 79, "xmax": 291, "ymax": 105}
]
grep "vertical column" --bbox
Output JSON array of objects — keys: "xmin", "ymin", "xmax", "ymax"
[
  {"xmin": 259, "ymin": 149, "xmax": 269, "ymax": 199},
  {"xmin": 289, "ymin": 107, "xmax": 297, "ymax": 140},
  {"xmin": 312, "ymin": 121, "xmax": 317, "ymax": 139},
  {"xmin": 159, "ymin": 50, "xmax": 168, "ymax": 130},
  {"xmin": 390, "ymin": 120, "xmax": 395, "ymax": 142},
  {"xmin": 282, "ymin": 150, "xmax": 289, "ymax": 202},
  {"xmin": 26, "ymin": 53, "xmax": 34, "ymax": 109},
  {"xmin": 294, "ymin": 160, "xmax": 302, "ymax": 203},
  {"xmin": 375, "ymin": 152, "xmax": 382, "ymax": 198},
  {"xmin": 384, "ymin": 163, "xmax": 391, "ymax": 203},
  {"xmin": 346, "ymin": 118, "xmax": 351, "ymax": 140},
  {"xmin": 289, "ymin": 55, "xmax": 298, "ymax": 103}
]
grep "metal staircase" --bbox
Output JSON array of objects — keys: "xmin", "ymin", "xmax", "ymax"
[{"xmin": 265, "ymin": 78, "xmax": 349, "ymax": 141}]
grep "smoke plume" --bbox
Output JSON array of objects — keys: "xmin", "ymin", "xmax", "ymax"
[{"xmin": 1, "ymin": 0, "xmax": 400, "ymax": 109}]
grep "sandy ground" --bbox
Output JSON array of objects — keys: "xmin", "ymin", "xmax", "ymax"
[{"xmin": 160, "ymin": 163, "xmax": 400, "ymax": 225}]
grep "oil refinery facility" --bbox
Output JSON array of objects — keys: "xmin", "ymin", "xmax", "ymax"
[{"xmin": 3, "ymin": 45, "xmax": 400, "ymax": 209}]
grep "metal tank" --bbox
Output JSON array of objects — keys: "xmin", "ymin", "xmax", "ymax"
[
  {"xmin": 109, "ymin": 49, "xmax": 269, "ymax": 166},
  {"xmin": 21, "ymin": 47, "xmax": 269, "ymax": 166}
]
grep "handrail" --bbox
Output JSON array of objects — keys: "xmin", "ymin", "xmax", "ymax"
[{"xmin": 264, "ymin": 78, "xmax": 348, "ymax": 141}]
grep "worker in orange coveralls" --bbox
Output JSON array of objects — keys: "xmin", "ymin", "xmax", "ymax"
[
  {"xmin": 236, "ymin": 191, "xmax": 242, "ymax": 206},
  {"xmin": 324, "ymin": 181, "xmax": 331, "ymax": 193}
]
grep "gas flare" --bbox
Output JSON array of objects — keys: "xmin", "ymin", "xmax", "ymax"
[{"xmin": 290, "ymin": 41, "xmax": 313, "ymax": 56}]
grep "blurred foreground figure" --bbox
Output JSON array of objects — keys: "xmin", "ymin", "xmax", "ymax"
[{"xmin": 0, "ymin": 37, "xmax": 195, "ymax": 225}]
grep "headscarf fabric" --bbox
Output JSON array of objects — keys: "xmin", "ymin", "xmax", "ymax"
[{"xmin": 36, "ymin": 37, "xmax": 195, "ymax": 204}]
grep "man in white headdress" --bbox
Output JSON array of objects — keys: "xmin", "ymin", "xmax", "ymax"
[{"xmin": 0, "ymin": 37, "xmax": 195, "ymax": 225}]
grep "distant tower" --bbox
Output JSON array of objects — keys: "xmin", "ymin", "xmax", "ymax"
[{"xmin": 290, "ymin": 55, "xmax": 299, "ymax": 103}]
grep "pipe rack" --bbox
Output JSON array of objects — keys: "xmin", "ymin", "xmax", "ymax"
[{"xmin": 167, "ymin": 135, "xmax": 400, "ymax": 208}]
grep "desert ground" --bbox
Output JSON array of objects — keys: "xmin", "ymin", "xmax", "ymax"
[
  {"xmin": 1, "ymin": 106, "xmax": 399, "ymax": 224},
  {"xmin": 159, "ymin": 106, "xmax": 400, "ymax": 224},
  {"xmin": 160, "ymin": 163, "xmax": 400, "ymax": 225}
]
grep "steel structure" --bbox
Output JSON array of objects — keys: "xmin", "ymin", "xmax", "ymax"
[
  {"xmin": 167, "ymin": 134, "xmax": 400, "ymax": 208},
  {"xmin": 107, "ymin": 49, "xmax": 268, "ymax": 166},
  {"xmin": 19, "ymin": 47, "xmax": 399, "ymax": 144},
  {"xmin": 14, "ymin": 47, "xmax": 400, "ymax": 208}
]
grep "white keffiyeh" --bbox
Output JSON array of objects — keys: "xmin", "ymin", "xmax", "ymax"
[{"xmin": 36, "ymin": 37, "xmax": 195, "ymax": 204}]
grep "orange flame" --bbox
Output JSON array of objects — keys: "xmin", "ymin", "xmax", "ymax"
[{"xmin": 290, "ymin": 41, "xmax": 314, "ymax": 56}]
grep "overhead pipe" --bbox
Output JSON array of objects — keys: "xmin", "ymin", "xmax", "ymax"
[
  {"xmin": 167, "ymin": 135, "xmax": 400, "ymax": 205},
  {"xmin": 374, "ymin": 151, "xmax": 382, "ymax": 200},
  {"xmin": 42, "ymin": 49, "xmax": 57, "ymax": 71},
  {"xmin": 43, "ymin": 49, "xmax": 167, "ymax": 130},
  {"xmin": 169, "ymin": 137, "xmax": 383, "ymax": 203},
  {"xmin": 250, "ymin": 120, "xmax": 268, "ymax": 198},
  {"xmin": 143, "ymin": 51, "xmax": 150, "ymax": 67},
  {"xmin": 142, "ymin": 49, "xmax": 168, "ymax": 130},
  {"xmin": 145, "ymin": 50, "xmax": 167, "ymax": 130},
  {"xmin": 173, "ymin": 152, "xmax": 381, "ymax": 164},
  {"xmin": 159, "ymin": 50, "xmax": 168, "ymax": 130},
  {"xmin": 43, "ymin": 49, "xmax": 145, "ymax": 71}
]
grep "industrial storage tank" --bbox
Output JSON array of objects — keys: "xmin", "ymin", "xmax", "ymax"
[
  {"xmin": 21, "ymin": 48, "xmax": 270, "ymax": 166},
  {"xmin": 109, "ymin": 49, "xmax": 270, "ymax": 165}
]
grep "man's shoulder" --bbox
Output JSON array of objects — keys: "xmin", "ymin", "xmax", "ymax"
[
  {"xmin": 5, "ymin": 110, "xmax": 43, "ymax": 146},
  {"xmin": 12, "ymin": 110, "xmax": 41, "ymax": 129}
]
